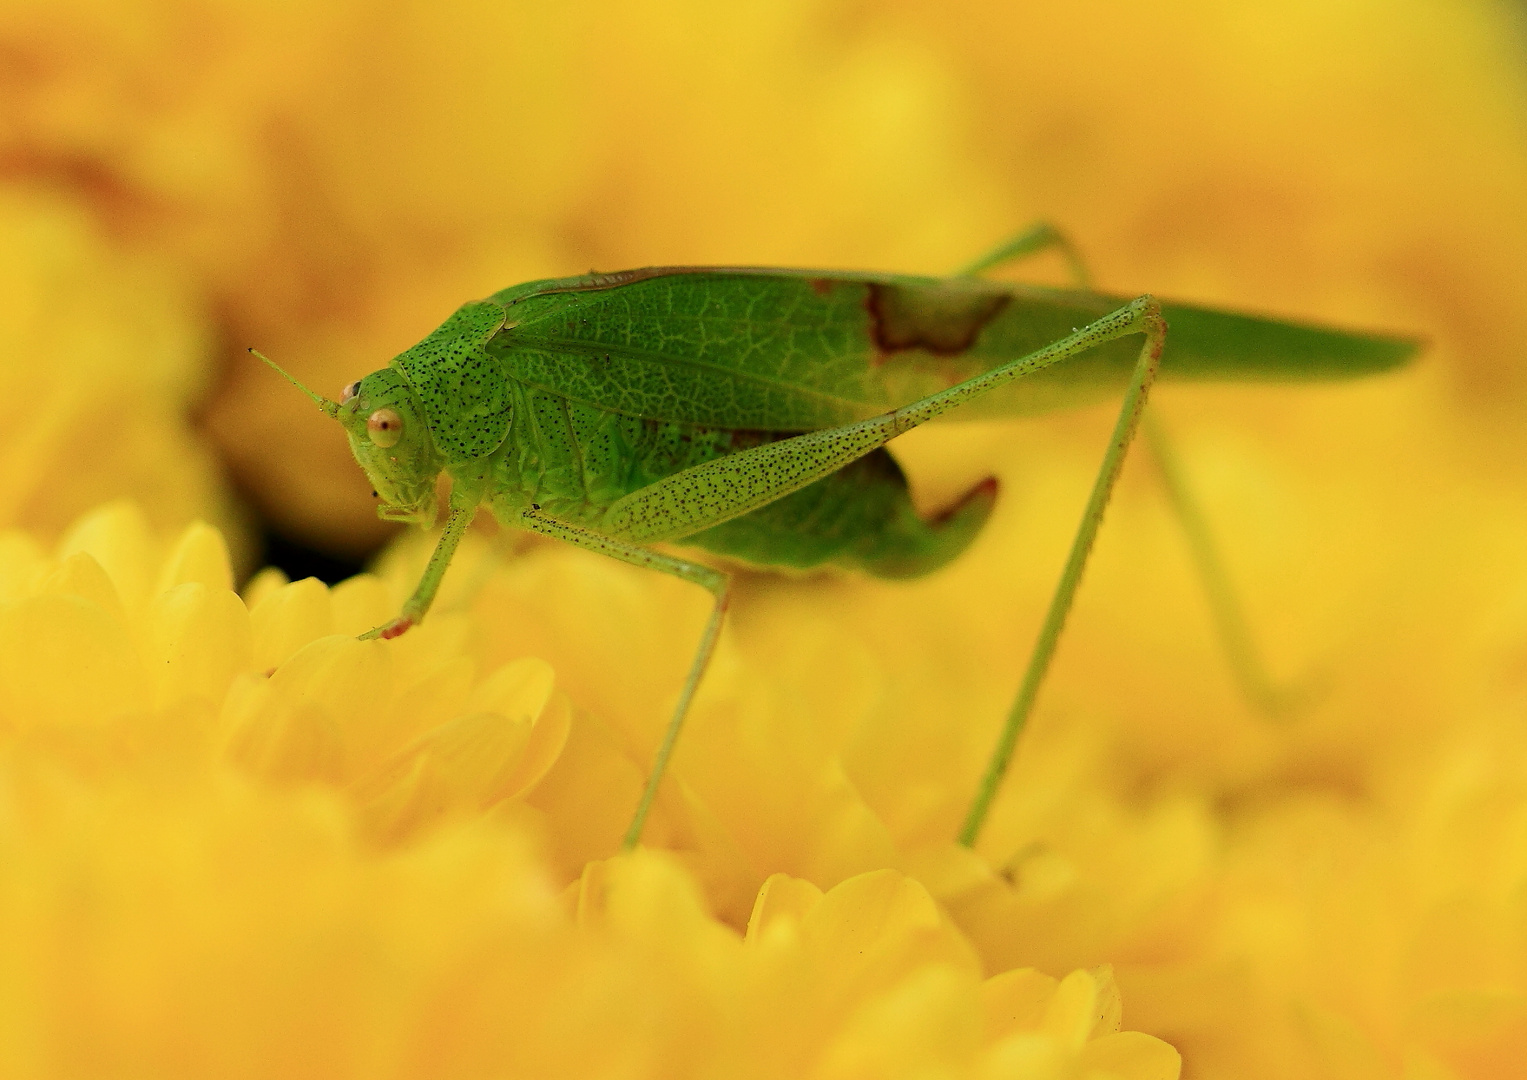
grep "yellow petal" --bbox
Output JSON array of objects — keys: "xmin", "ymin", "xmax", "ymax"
[
  {"xmin": 37, "ymin": 550, "xmax": 127, "ymax": 627},
  {"xmin": 982, "ymin": 967, "xmax": 1059, "ymax": 1039},
  {"xmin": 141, "ymin": 582, "xmax": 251, "ymax": 712},
  {"xmin": 55, "ymin": 501, "xmax": 155, "ymax": 613},
  {"xmin": 249, "ymin": 576, "xmax": 334, "ymax": 671},
  {"xmin": 1077, "ymin": 1031, "xmax": 1184, "ymax": 1080},
  {"xmin": 814, "ymin": 964, "xmax": 980, "ymax": 1080},
  {"xmin": 0, "ymin": 531, "xmax": 46, "ymax": 604},
  {"xmin": 746, "ymin": 872, "xmax": 826, "ymax": 946},
  {"xmin": 1042, "ymin": 969, "xmax": 1105, "ymax": 1050},
  {"xmin": 155, "ymin": 521, "xmax": 234, "ymax": 594},
  {"xmin": 0, "ymin": 592, "xmax": 146, "ymax": 732}
]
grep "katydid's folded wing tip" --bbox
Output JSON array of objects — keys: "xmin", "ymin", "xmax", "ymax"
[
  {"xmin": 1158, "ymin": 301, "xmax": 1424, "ymax": 381},
  {"xmin": 1359, "ymin": 332, "xmax": 1425, "ymax": 372}
]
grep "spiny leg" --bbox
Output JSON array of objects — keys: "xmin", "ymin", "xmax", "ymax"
[
  {"xmin": 957, "ymin": 305, "xmax": 1168, "ymax": 848},
  {"xmin": 360, "ymin": 503, "xmax": 476, "ymax": 640},
  {"xmin": 969, "ymin": 231, "xmax": 1284, "ymax": 717},
  {"xmin": 549, "ymin": 297, "xmax": 1165, "ymax": 849},
  {"xmin": 599, "ymin": 298, "xmax": 1166, "ymax": 547},
  {"xmin": 568, "ymin": 299, "xmax": 1160, "ymax": 849},
  {"xmin": 516, "ymin": 508, "xmax": 731, "ymax": 851}
]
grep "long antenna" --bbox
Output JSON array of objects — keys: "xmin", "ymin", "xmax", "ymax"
[{"xmin": 249, "ymin": 348, "xmax": 341, "ymax": 419}]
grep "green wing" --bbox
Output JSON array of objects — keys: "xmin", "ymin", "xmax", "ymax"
[{"xmin": 485, "ymin": 268, "xmax": 1417, "ymax": 431}]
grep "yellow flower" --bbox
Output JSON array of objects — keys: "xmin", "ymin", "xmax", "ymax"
[
  {"xmin": 0, "ymin": 503, "xmax": 1178, "ymax": 1077},
  {"xmin": 730, "ymin": 867, "xmax": 1179, "ymax": 1079},
  {"xmin": 5, "ymin": 0, "xmax": 1527, "ymax": 1075},
  {"xmin": 0, "ymin": 189, "xmax": 232, "ymax": 553}
]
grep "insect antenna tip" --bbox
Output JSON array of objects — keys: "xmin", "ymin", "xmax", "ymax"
[{"xmin": 249, "ymin": 347, "xmax": 341, "ymax": 419}]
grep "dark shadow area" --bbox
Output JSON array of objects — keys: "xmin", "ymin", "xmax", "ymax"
[{"xmin": 258, "ymin": 528, "xmax": 370, "ymax": 586}]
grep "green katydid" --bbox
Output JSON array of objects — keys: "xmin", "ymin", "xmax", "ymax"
[{"xmin": 255, "ymin": 228, "xmax": 1415, "ymax": 850}]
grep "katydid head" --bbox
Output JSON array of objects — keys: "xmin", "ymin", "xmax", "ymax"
[
  {"xmin": 335, "ymin": 367, "xmax": 445, "ymax": 526},
  {"xmin": 251, "ymin": 349, "xmax": 445, "ymax": 528}
]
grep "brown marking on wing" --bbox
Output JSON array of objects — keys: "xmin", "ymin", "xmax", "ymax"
[
  {"xmin": 865, "ymin": 282, "xmax": 1009, "ymax": 359},
  {"xmin": 809, "ymin": 277, "xmax": 834, "ymax": 296}
]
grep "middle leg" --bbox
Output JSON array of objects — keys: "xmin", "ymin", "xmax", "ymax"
[{"xmin": 516, "ymin": 507, "xmax": 732, "ymax": 850}]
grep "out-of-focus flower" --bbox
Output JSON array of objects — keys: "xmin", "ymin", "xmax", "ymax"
[
  {"xmin": 4, "ymin": 0, "xmax": 1527, "ymax": 1076},
  {"xmin": 0, "ymin": 189, "xmax": 232, "ymax": 551},
  {"xmin": 0, "ymin": 503, "xmax": 1179, "ymax": 1078},
  {"xmin": 398, "ymin": 361, "xmax": 1527, "ymax": 1078},
  {"xmin": 0, "ymin": 501, "xmax": 570, "ymax": 844}
]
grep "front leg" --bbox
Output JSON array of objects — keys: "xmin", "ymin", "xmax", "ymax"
[{"xmin": 359, "ymin": 503, "xmax": 477, "ymax": 640}]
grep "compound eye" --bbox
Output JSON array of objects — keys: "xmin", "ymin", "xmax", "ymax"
[
  {"xmin": 340, "ymin": 381, "xmax": 362, "ymax": 404},
  {"xmin": 367, "ymin": 408, "xmax": 403, "ymax": 448}
]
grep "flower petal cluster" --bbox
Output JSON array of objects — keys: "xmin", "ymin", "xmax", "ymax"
[
  {"xmin": 0, "ymin": 503, "xmax": 1179, "ymax": 1077},
  {"xmin": 0, "ymin": 190, "xmax": 229, "ymax": 548},
  {"xmin": 3, "ymin": 0, "xmax": 1527, "ymax": 1076}
]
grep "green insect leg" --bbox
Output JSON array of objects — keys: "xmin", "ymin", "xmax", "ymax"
[
  {"xmin": 965, "ymin": 232, "xmax": 1291, "ymax": 719},
  {"xmin": 955, "ymin": 223, "xmax": 1092, "ymax": 286},
  {"xmin": 1144, "ymin": 415, "xmax": 1298, "ymax": 717},
  {"xmin": 957, "ymin": 309, "xmax": 1167, "ymax": 848},
  {"xmin": 558, "ymin": 297, "xmax": 1163, "ymax": 850},
  {"xmin": 515, "ymin": 507, "xmax": 731, "ymax": 851},
  {"xmin": 599, "ymin": 298, "xmax": 1166, "ymax": 547},
  {"xmin": 359, "ymin": 503, "xmax": 476, "ymax": 640}
]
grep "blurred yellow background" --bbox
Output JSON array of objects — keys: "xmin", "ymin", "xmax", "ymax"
[
  {"xmin": 4, "ymin": 0, "xmax": 1524, "ymax": 557},
  {"xmin": 4, "ymin": 1, "xmax": 1527, "ymax": 1077}
]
